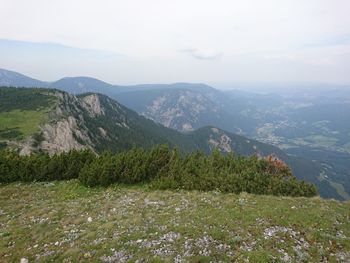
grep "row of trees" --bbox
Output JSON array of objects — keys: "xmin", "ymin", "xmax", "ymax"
[{"xmin": 0, "ymin": 146, "xmax": 317, "ymax": 197}]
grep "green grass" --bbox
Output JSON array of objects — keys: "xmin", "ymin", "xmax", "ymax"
[
  {"xmin": 0, "ymin": 109, "xmax": 49, "ymax": 140},
  {"xmin": 0, "ymin": 181, "xmax": 349, "ymax": 262}
]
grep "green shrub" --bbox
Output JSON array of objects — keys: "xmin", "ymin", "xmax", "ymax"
[{"xmin": 0, "ymin": 146, "xmax": 317, "ymax": 197}]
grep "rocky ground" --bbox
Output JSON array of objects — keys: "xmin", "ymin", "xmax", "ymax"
[{"xmin": 0, "ymin": 181, "xmax": 349, "ymax": 262}]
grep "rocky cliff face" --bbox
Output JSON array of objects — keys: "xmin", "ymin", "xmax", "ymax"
[
  {"xmin": 35, "ymin": 93, "xmax": 98, "ymax": 155},
  {"xmin": 114, "ymin": 87, "xmax": 256, "ymax": 136},
  {"xmin": 40, "ymin": 117, "xmax": 89, "ymax": 155},
  {"xmin": 141, "ymin": 90, "xmax": 219, "ymax": 132},
  {"xmin": 4, "ymin": 89, "xmax": 197, "ymax": 155},
  {"xmin": 10, "ymin": 92, "xmax": 106, "ymax": 155},
  {"xmin": 81, "ymin": 94, "xmax": 105, "ymax": 117},
  {"xmin": 207, "ymin": 128, "xmax": 233, "ymax": 153}
]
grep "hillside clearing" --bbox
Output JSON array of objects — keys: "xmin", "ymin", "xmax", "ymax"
[
  {"xmin": 0, "ymin": 109, "xmax": 49, "ymax": 140},
  {"xmin": 0, "ymin": 181, "xmax": 349, "ymax": 262}
]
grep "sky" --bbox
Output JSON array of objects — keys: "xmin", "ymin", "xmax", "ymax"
[{"xmin": 0, "ymin": 0, "xmax": 350, "ymax": 86}]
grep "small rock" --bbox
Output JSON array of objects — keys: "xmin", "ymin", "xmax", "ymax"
[
  {"xmin": 87, "ymin": 217, "xmax": 92, "ymax": 223},
  {"xmin": 100, "ymin": 250, "xmax": 133, "ymax": 263},
  {"xmin": 20, "ymin": 258, "xmax": 29, "ymax": 263}
]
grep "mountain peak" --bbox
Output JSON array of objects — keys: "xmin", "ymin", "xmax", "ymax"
[{"xmin": 0, "ymin": 68, "xmax": 47, "ymax": 88}]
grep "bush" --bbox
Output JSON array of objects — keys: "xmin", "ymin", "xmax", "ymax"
[
  {"xmin": 0, "ymin": 149, "xmax": 95, "ymax": 183},
  {"xmin": 0, "ymin": 146, "xmax": 317, "ymax": 197}
]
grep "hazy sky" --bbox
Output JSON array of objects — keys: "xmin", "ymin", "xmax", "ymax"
[{"xmin": 1, "ymin": 0, "xmax": 350, "ymax": 85}]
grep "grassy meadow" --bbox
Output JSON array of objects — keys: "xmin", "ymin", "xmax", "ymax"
[{"xmin": 0, "ymin": 181, "xmax": 349, "ymax": 262}]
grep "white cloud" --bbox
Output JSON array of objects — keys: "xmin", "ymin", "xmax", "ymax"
[{"xmin": 181, "ymin": 48, "xmax": 222, "ymax": 60}]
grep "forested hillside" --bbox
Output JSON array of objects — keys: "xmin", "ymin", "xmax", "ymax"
[{"xmin": 0, "ymin": 87, "xmax": 343, "ymax": 199}]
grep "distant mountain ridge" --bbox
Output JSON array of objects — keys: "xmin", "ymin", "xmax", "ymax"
[
  {"xmin": 0, "ymin": 68, "xmax": 48, "ymax": 88},
  {"xmin": 52, "ymin": 77, "xmax": 115, "ymax": 94},
  {"xmin": 0, "ymin": 68, "xmax": 215, "ymax": 94},
  {"xmin": 0, "ymin": 86, "xmax": 344, "ymax": 199},
  {"xmin": 0, "ymin": 68, "xmax": 257, "ymax": 134},
  {"xmin": 0, "ymin": 87, "xmax": 284, "ymax": 158},
  {"xmin": 1, "ymin": 68, "xmax": 349, "ymax": 200}
]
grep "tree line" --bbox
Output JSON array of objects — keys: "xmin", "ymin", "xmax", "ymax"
[{"xmin": 0, "ymin": 146, "xmax": 317, "ymax": 197}]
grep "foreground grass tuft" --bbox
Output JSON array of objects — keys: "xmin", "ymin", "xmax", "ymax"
[{"xmin": 0, "ymin": 181, "xmax": 349, "ymax": 262}]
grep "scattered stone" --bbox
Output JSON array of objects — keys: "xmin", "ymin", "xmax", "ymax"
[
  {"xmin": 335, "ymin": 251, "xmax": 350, "ymax": 262},
  {"xmin": 195, "ymin": 235, "xmax": 214, "ymax": 247},
  {"xmin": 216, "ymin": 243, "xmax": 231, "ymax": 252},
  {"xmin": 152, "ymin": 245, "xmax": 174, "ymax": 257},
  {"xmin": 160, "ymin": 232, "xmax": 181, "ymax": 242},
  {"xmin": 120, "ymin": 195, "xmax": 134, "ymax": 206},
  {"xmin": 240, "ymin": 241, "xmax": 256, "ymax": 252},
  {"xmin": 92, "ymin": 238, "xmax": 107, "ymax": 245},
  {"xmin": 100, "ymin": 250, "xmax": 133, "ymax": 263},
  {"xmin": 20, "ymin": 258, "xmax": 29, "ymax": 263},
  {"xmin": 174, "ymin": 254, "xmax": 184, "ymax": 263},
  {"xmin": 263, "ymin": 226, "xmax": 293, "ymax": 239},
  {"xmin": 336, "ymin": 230, "xmax": 348, "ymax": 240},
  {"xmin": 280, "ymin": 251, "xmax": 292, "ymax": 262},
  {"xmin": 199, "ymin": 247, "xmax": 211, "ymax": 256},
  {"xmin": 112, "ymin": 231, "xmax": 120, "ymax": 239},
  {"xmin": 144, "ymin": 198, "xmax": 165, "ymax": 206},
  {"xmin": 238, "ymin": 198, "xmax": 246, "ymax": 205}
]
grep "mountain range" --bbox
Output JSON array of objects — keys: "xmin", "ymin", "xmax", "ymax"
[{"xmin": 0, "ymin": 68, "xmax": 349, "ymax": 200}]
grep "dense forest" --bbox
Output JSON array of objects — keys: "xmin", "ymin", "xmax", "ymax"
[{"xmin": 0, "ymin": 146, "xmax": 317, "ymax": 197}]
